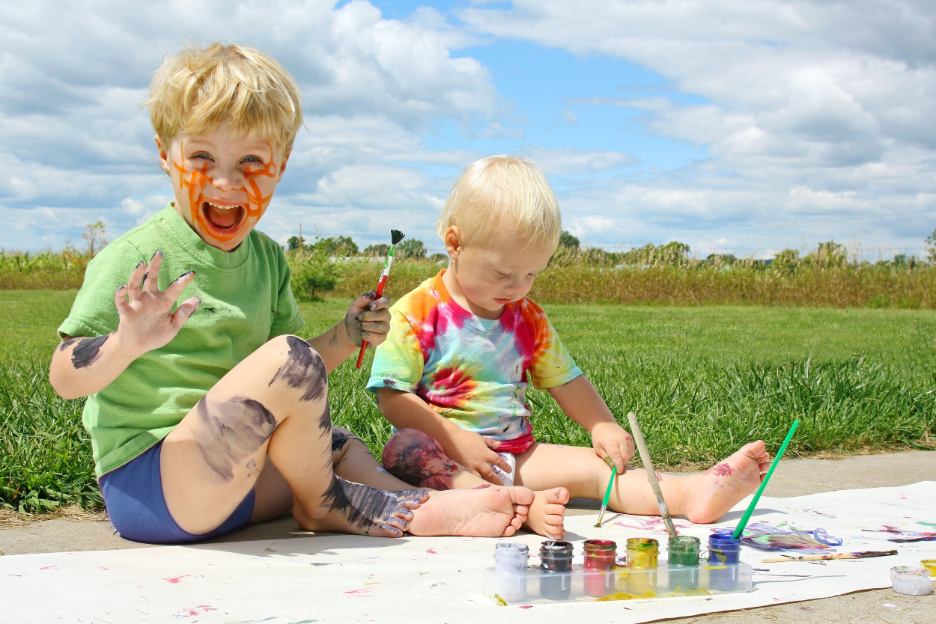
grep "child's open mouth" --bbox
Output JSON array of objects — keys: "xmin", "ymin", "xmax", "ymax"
[{"xmin": 201, "ymin": 200, "xmax": 245, "ymax": 233}]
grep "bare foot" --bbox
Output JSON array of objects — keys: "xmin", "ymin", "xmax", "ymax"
[
  {"xmin": 294, "ymin": 476, "xmax": 428, "ymax": 538},
  {"xmin": 407, "ymin": 485, "xmax": 534, "ymax": 537},
  {"xmin": 683, "ymin": 441, "xmax": 770, "ymax": 524},
  {"xmin": 524, "ymin": 487, "xmax": 570, "ymax": 539}
]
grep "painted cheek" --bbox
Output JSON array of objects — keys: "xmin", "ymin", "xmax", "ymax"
[
  {"xmin": 173, "ymin": 157, "xmax": 214, "ymax": 236},
  {"xmin": 243, "ymin": 160, "xmax": 278, "ymax": 222}
]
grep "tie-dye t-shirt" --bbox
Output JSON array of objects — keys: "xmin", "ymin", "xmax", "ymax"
[{"xmin": 366, "ymin": 270, "xmax": 582, "ymax": 443}]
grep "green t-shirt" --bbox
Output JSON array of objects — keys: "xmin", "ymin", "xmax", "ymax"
[{"xmin": 58, "ymin": 205, "xmax": 304, "ymax": 477}]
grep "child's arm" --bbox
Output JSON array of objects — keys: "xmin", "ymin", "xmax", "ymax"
[
  {"xmin": 49, "ymin": 253, "xmax": 198, "ymax": 400},
  {"xmin": 547, "ymin": 375, "xmax": 635, "ymax": 473},
  {"xmin": 305, "ymin": 292, "xmax": 391, "ymax": 373},
  {"xmin": 376, "ymin": 388, "xmax": 512, "ymax": 484}
]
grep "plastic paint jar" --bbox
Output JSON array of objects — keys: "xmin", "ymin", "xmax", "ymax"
[
  {"xmin": 494, "ymin": 542, "xmax": 529, "ymax": 602},
  {"xmin": 890, "ymin": 566, "xmax": 933, "ymax": 596},
  {"xmin": 625, "ymin": 537, "xmax": 659, "ymax": 594},
  {"xmin": 667, "ymin": 535, "xmax": 701, "ymax": 591},
  {"xmin": 707, "ymin": 529, "xmax": 741, "ymax": 591},
  {"xmin": 539, "ymin": 540, "xmax": 574, "ymax": 600},
  {"xmin": 583, "ymin": 539, "xmax": 617, "ymax": 597}
]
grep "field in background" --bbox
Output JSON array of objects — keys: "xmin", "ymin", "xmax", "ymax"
[
  {"xmin": 3, "ymin": 251, "xmax": 936, "ymax": 308},
  {"xmin": 2, "ymin": 290, "xmax": 933, "ymax": 513}
]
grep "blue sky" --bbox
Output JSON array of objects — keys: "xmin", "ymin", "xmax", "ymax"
[{"xmin": 2, "ymin": 0, "xmax": 934, "ymax": 259}]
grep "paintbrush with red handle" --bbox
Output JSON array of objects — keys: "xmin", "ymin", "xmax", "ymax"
[{"xmin": 355, "ymin": 229, "xmax": 405, "ymax": 368}]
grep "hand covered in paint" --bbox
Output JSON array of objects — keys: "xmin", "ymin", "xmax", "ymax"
[
  {"xmin": 590, "ymin": 420, "xmax": 635, "ymax": 474},
  {"xmin": 343, "ymin": 291, "xmax": 391, "ymax": 348},
  {"xmin": 113, "ymin": 251, "xmax": 200, "ymax": 357},
  {"xmin": 448, "ymin": 428, "xmax": 512, "ymax": 485}
]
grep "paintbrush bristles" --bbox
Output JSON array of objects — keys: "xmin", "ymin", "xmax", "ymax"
[{"xmin": 390, "ymin": 229, "xmax": 405, "ymax": 244}]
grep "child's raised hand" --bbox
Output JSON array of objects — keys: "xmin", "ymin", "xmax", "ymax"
[
  {"xmin": 591, "ymin": 421, "xmax": 635, "ymax": 474},
  {"xmin": 449, "ymin": 429, "xmax": 511, "ymax": 485},
  {"xmin": 343, "ymin": 291, "xmax": 391, "ymax": 348},
  {"xmin": 113, "ymin": 251, "xmax": 199, "ymax": 357}
]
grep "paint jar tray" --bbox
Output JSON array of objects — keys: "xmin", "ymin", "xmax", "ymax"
[{"xmin": 483, "ymin": 561, "xmax": 753, "ymax": 605}]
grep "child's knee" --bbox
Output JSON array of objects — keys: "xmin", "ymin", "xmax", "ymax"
[
  {"xmin": 331, "ymin": 426, "xmax": 365, "ymax": 461},
  {"xmin": 382, "ymin": 429, "xmax": 439, "ymax": 462},
  {"xmin": 266, "ymin": 335, "xmax": 328, "ymax": 402},
  {"xmin": 381, "ymin": 429, "xmax": 457, "ymax": 490}
]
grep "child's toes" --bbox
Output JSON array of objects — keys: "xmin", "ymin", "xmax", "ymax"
[{"xmin": 543, "ymin": 487, "xmax": 571, "ymax": 505}]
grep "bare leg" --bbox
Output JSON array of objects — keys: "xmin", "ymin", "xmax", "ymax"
[
  {"xmin": 331, "ymin": 427, "xmax": 533, "ymax": 537},
  {"xmin": 160, "ymin": 335, "xmax": 426, "ymax": 538},
  {"xmin": 514, "ymin": 441, "xmax": 771, "ymax": 524},
  {"xmin": 382, "ymin": 429, "xmax": 569, "ymax": 539}
]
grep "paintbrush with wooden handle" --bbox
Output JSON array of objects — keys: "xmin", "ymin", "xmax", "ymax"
[{"xmin": 762, "ymin": 549, "xmax": 897, "ymax": 563}]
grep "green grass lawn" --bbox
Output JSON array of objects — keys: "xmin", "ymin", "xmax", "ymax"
[{"xmin": 1, "ymin": 290, "xmax": 934, "ymax": 513}]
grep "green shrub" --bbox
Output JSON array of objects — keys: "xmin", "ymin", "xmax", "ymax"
[{"xmin": 288, "ymin": 249, "xmax": 338, "ymax": 302}]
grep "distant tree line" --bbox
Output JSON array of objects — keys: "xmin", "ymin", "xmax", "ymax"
[{"xmin": 288, "ymin": 227, "xmax": 936, "ymax": 269}]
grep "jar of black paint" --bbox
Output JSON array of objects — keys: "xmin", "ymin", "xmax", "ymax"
[{"xmin": 538, "ymin": 540, "xmax": 573, "ymax": 599}]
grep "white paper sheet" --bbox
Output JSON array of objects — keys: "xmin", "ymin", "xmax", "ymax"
[{"xmin": 2, "ymin": 482, "xmax": 934, "ymax": 623}]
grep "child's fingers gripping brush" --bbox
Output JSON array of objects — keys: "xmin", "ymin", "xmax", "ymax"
[{"xmin": 355, "ymin": 229, "xmax": 405, "ymax": 368}]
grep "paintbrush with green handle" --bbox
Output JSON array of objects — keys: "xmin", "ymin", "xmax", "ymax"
[
  {"xmin": 732, "ymin": 419, "xmax": 800, "ymax": 540},
  {"xmin": 594, "ymin": 456, "xmax": 617, "ymax": 528}
]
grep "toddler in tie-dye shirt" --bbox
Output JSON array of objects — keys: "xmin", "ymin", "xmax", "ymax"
[{"xmin": 369, "ymin": 155, "xmax": 771, "ymax": 539}]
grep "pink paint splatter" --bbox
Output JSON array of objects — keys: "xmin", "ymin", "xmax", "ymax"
[
  {"xmin": 614, "ymin": 517, "xmax": 692, "ymax": 531},
  {"xmin": 163, "ymin": 574, "xmax": 196, "ymax": 584},
  {"xmin": 344, "ymin": 586, "xmax": 375, "ymax": 596},
  {"xmin": 173, "ymin": 604, "xmax": 217, "ymax": 618},
  {"xmin": 519, "ymin": 605, "xmax": 534, "ymax": 609},
  {"xmin": 709, "ymin": 463, "xmax": 733, "ymax": 477},
  {"xmin": 39, "ymin": 565, "xmax": 56, "ymax": 571},
  {"xmin": 426, "ymin": 548, "xmax": 438, "ymax": 555}
]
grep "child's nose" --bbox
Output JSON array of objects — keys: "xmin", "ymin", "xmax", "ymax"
[{"xmin": 211, "ymin": 167, "xmax": 245, "ymax": 191}]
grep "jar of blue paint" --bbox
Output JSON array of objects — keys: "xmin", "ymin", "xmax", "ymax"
[{"xmin": 707, "ymin": 529, "xmax": 741, "ymax": 591}]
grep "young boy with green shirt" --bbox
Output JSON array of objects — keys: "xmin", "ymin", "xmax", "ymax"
[{"xmin": 50, "ymin": 43, "xmax": 532, "ymax": 544}]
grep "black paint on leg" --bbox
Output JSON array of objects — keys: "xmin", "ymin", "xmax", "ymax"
[
  {"xmin": 320, "ymin": 476, "xmax": 427, "ymax": 536},
  {"xmin": 193, "ymin": 396, "xmax": 276, "ymax": 481},
  {"xmin": 331, "ymin": 426, "xmax": 360, "ymax": 453},
  {"xmin": 318, "ymin": 404, "xmax": 332, "ymax": 434},
  {"xmin": 269, "ymin": 336, "xmax": 328, "ymax": 401}
]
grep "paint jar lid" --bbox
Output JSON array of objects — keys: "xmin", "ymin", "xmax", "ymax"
[
  {"xmin": 494, "ymin": 542, "xmax": 529, "ymax": 567},
  {"xmin": 626, "ymin": 537, "xmax": 660, "ymax": 551},
  {"xmin": 583, "ymin": 539, "xmax": 617, "ymax": 553},
  {"xmin": 890, "ymin": 566, "xmax": 932, "ymax": 596},
  {"xmin": 668, "ymin": 535, "xmax": 701, "ymax": 553},
  {"xmin": 540, "ymin": 540, "xmax": 573, "ymax": 558},
  {"xmin": 709, "ymin": 529, "xmax": 741, "ymax": 546}
]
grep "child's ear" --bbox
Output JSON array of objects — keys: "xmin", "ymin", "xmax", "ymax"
[
  {"xmin": 443, "ymin": 226, "xmax": 462, "ymax": 258},
  {"xmin": 155, "ymin": 136, "xmax": 171, "ymax": 176}
]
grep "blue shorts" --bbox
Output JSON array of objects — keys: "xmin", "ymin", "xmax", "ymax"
[{"xmin": 99, "ymin": 442, "xmax": 255, "ymax": 544}]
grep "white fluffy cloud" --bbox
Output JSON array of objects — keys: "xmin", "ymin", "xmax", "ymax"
[
  {"xmin": 0, "ymin": 0, "xmax": 495, "ymax": 250},
  {"xmin": 460, "ymin": 0, "xmax": 936, "ymax": 257},
  {"xmin": 1, "ymin": 0, "xmax": 934, "ymax": 258}
]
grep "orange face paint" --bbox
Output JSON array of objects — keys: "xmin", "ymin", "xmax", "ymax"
[{"xmin": 168, "ymin": 135, "xmax": 282, "ymax": 251}]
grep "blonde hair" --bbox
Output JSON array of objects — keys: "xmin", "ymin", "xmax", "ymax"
[
  {"xmin": 437, "ymin": 155, "xmax": 561, "ymax": 249},
  {"xmin": 148, "ymin": 43, "xmax": 302, "ymax": 152}
]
